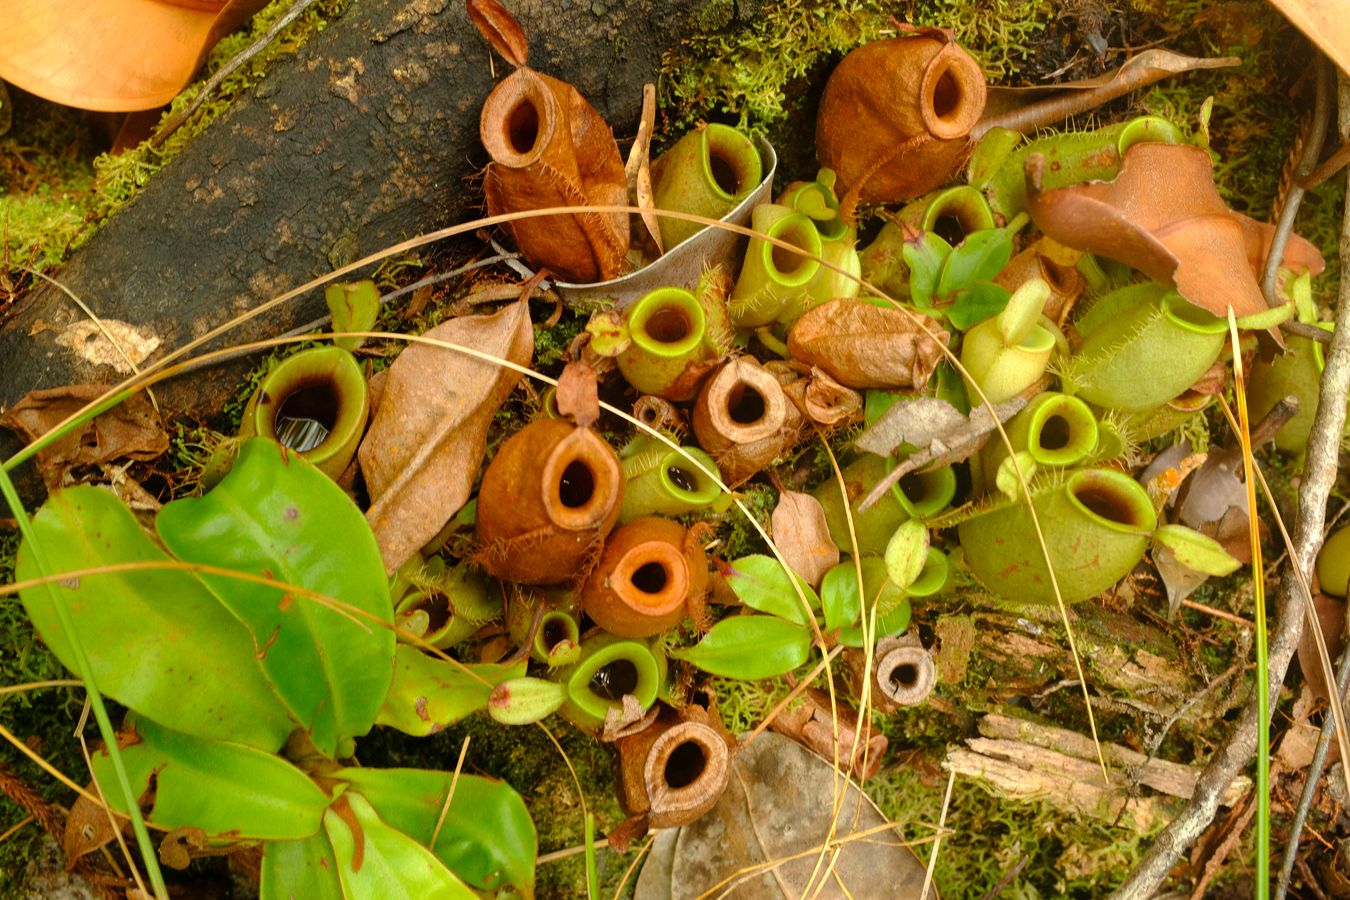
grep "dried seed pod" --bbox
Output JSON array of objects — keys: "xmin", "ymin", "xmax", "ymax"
[{"xmin": 476, "ymin": 418, "xmax": 623, "ymax": 584}]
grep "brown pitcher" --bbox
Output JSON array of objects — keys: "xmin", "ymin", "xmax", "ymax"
[
  {"xmin": 816, "ymin": 27, "xmax": 986, "ymax": 219},
  {"xmin": 476, "ymin": 418, "xmax": 624, "ymax": 585},
  {"xmin": 473, "ymin": 0, "xmax": 630, "ymax": 283},
  {"xmin": 581, "ymin": 517, "xmax": 708, "ymax": 638}
]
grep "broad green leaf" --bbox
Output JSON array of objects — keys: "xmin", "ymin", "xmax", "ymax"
[
  {"xmin": 90, "ymin": 716, "xmax": 330, "ymax": 839},
  {"xmin": 883, "ymin": 520, "xmax": 930, "ymax": 590},
  {"xmin": 337, "ymin": 767, "xmax": 536, "ymax": 896},
  {"xmin": 377, "ymin": 645, "xmax": 524, "ymax": 736},
  {"xmin": 947, "ymin": 281, "xmax": 1011, "ymax": 331},
  {"xmin": 723, "ymin": 555, "xmax": 819, "ymax": 626},
  {"xmin": 16, "ymin": 487, "xmax": 293, "ymax": 750},
  {"xmin": 673, "ymin": 616, "xmax": 812, "ymax": 679},
  {"xmin": 825, "ymin": 557, "xmax": 911, "ymax": 648},
  {"xmin": 936, "ymin": 229, "xmax": 1012, "ymax": 299},
  {"xmin": 325, "ymin": 793, "xmax": 475, "ymax": 899},
  {"xmin": 821, "ymin": 562, "xmax": 862, "ymax": 632},
  {"xmin": 901, "ymin": 232, "xmax": 952, "ymax": 307},
  {"xmin": 1153, "ymin": 524, "xmax": 1243, "ymax": 576},
  {"xmin": 326, "ymin": 280, "xmax": 380, "ymax": 351},
  {"xmin": 262, "ymin": 832, "xmax": 343, "ymax": 900},
  {"xmin": 157, "ymin": 439, "xmax": 394, "ymax": 755}
]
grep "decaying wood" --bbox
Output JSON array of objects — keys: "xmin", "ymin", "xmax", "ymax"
[{"xmin": 0, "ymin": 0, "xmax": 716, "ymax": 510}]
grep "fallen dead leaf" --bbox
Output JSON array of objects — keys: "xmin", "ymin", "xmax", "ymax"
[
  {"xmin": 1026, "ymin": 142, "xmax": 1324, "ymax": 320},
  {"xmin": 0, "ymin": 385, "xmax": 168, "ymax": 488},
  {"xmin": 1266, "ymin": 0, "xmax": 1350, "ymax": 77},
  {"xmin": 555, "ymin": 358, "xmax": 599, "ymax": 427},
  {"xmin": 770, "ymin": 490, "xmax": 840, "ymax": 587},
  {"xmin": 787, "ymin": 299, "xmax": 950, "ymax": 390},
  {"xmin": 634, "ymin": 731, "xmax": 932, "ymax": 899},
  {"xmin": 360, "ymin": 299, "xmax": 533, "ymax": 573},
  {"xmin": 158, "ymin": 825, "xmax": 207, "ymax": 870}
]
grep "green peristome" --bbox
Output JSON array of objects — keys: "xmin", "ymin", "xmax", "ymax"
[
  {"xmin": 729, "ymin": 203, "xmax": 823, "ymax": 328},
  {"xmin": 813, "ymin": 455, "xmax": 910, "ymax": 557},
  {"xmin": 906, "ymin": 547, "xmax": 950, "ymax": 598},
  {"xmin": 1246, "ymin": 327, "xmax": 1337, "ymax": 454},
  {"xmin": 619, "ymin": 435, "xmax": 723, "ymax": 522},
  {"xmin": 557, "ymin": 633, "xmax": 665, "ymax": 730},
  {"xmin": 983, "ymin": 391, "xmax": 1099, "ymax": 479},
  {"xmin": 779, "ymin": 167, "xmax": 852, "ymax": 242},
  {"xmin": 393, "ymin": 564, "xmax": 494, "ymax": 650},
  {"xmin": 960, "ymin": 316, "xmax": 1056, "ymax": 405},
  {"xmin": 91, "ymin": 715, "xmax": 330, "ymax": 840},
  {"xmin": 899, "ymin": 185, "xmax": 996, "ymax": 242},
  {"xmin": 336, "ymin": 767, "xmax": 536, "ymax": 897},
  {"xmin": 890, "ymin": 464, "xmax": 957, "ymax": 519},
  {"xmin": 238, "ymin": 345, "xmax": 369, "ymax": 478},
  {"xmin": 617, "ymin": 287, "xmax": 717, "ymax": 399},
  {"xmin": 957, "ymin": 468, "xmax": 1157, "ymax": 605},
  {"xmin": 1063, "ymin": 284, "xmax": 1227, "ymax": 412},
  {"xmin": 535, "ymin": 610, "xmax": 581, "ymax": 667},
  {"xmin": 1316, "ymin": 526, "xmax": 1350, "ymax": 598},
  {"xmin": 653, "ymin": 123, "xmax": 763, "ymax": 251}
]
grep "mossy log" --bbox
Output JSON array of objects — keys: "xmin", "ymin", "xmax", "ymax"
[{"xmin": 0, "ymin": 0, "xmax": 720, "ymax": 508}]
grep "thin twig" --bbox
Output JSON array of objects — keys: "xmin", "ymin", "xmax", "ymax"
[
  {"xmin": 1262, "ymin": 59, "xmax": 1332, "ymax": 306},
  {"xmin": 149, "ymin": 0, "xmax": 323, "ymax": 148},
  {"xmin": 1112, "ymin": 70, "xmax": 1350, "ymax": 900}
]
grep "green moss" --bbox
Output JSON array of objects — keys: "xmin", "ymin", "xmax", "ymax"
[{"xmin": 913, "ymin": 0, "xmax": 1054, "ymax": 82}]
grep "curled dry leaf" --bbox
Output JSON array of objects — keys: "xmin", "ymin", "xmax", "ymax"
[
  {"xmin": 770, "ymin": 489, "xmax": 840, "ymax": 588},
  {"xmin": 0, "ymin": 384, "xmax": 168, "ymax": 488},
  {"xmin": 360, "ymin": 300, "xmax": 533, "ymax": 573},
  {"xmin": 1026, "ymin": 142, "xmax": 1325, "ymax": 320},
  {"xmin": 466, "ymin": 0, "xmax": 528, "ymax": 67},
  {"xmin": 624, "ymin": 83, "xmax": 663, "ymax": 254},
  {"xmin": 770, "ymin": 687, "xmax": 887, "ymax": 781},
  {"xmin": 555, "ymin": 358, "xmax": 599, "ymax": 427},
  {"xmin": 787, "ymin": 299, "xmax": 949, "ymax": 390},
  {"xmin": 977, "ymin": 49, "xmax": 1241, "ymax": 136},
  {"xmin": 159, "ymin": 826, "xmax": 207, "ymax": 870},
  {"xmin": 855, "ymin": 395, "xmax": 1025, "ymax": 512}
]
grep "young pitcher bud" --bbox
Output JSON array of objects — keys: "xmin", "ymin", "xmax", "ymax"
[{"xmin": 488, "ymin": 677, "xmax": 566, "ymax": 725}]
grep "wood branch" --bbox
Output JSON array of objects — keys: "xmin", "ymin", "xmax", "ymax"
[
  {"xmin": 1112, "ymin": 71, "xmax": 1350, "ymax": 900},
  {"xmin": 0, "ymin": 0, "xmax": 717, "ymax": 510}
]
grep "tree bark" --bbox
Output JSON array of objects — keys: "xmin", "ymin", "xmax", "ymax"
[{"xmin": 0, "ymin": 0, "xmax": 716, "ymax": 507}]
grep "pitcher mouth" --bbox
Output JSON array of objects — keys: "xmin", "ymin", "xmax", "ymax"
[
  {"xmin": 612, "ymin": 541, "xmax": 689, "ymax": 618},
  {"xmin": 629, "ymin": 288, "xmax": 706, "ymax": 358},
  {"xmin": 480, "ymin": 69, "xmax": 557, "ymax": 168},
  {"xmin": 541, "ymin": 429, "xmax": 622, "ymax": 530},
  {"xmin": 1065, "ymin": 469, "xmax": 1157, "ymax": 533},
  {"xmin": 919, "ymin": 46, "xmax": 985, "ymax": 140}
]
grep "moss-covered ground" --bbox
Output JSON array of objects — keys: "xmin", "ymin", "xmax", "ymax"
[{"xmin": 1, "ymin": 0, "xmax": 1346, "ymax": 896}]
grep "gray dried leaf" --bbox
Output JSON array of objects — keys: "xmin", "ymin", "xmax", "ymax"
[{"xmin": 771, "ymin": 490, "xmax": 840, "ymax": 588}]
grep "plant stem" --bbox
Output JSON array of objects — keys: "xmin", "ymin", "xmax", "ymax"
[{"xmin": 0, "ymin": 469, "xmax": 168, "ymax": 899}]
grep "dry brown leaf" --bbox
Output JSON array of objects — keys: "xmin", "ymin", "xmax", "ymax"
[
  {"xmin": 624, "ymin": 83, "xmax": 663, "ymax": 254},
  {"xmin": 854, "ymin": 395, "xmax": 1025, "ymax": 513},
  {"xmin": 787, "ymin": 299, "xmax": 949, "ymax": 389},
  {"xmin": 634, "ymin": 731, "xmax": 931, "ymax": 899},
  {"xmin": 770, "ymin": 490, "xmax": 840, "ymax": 588},
  {"xmin": 1297, "ymin": 590, "xmax": 1345, "ymax": 705},
  {"xmin": 555, "ymin": 358, "xmax": 599, "ymax": 427},
  {"xmin": 978, "ymin": 50, "xmax": 1241, "ymax": 135},
  {"xmin": 63, "ymin": 790, "xmax": 127, "ymax": 864},
  {"xmin": 1026, "ymin": 142, "xmax": 1325, "ymax": 320},
  {"xmin": 1266, "ymin": 0, "xmax": 1350, "ymax": 77},
  {"xmin": 466, "ymin": 0, "xmax": 528, "ymax": 67},
  {"xmin": 158, "ymin": 826, "xmax": 207, "ymax": 870},
  {"xmin": 0, "ymin": 384, "xmax": 168, "ymax": 488},
  {"xmin": 359, "ymin": 300, "xmax": 533, "ymax": 573}
]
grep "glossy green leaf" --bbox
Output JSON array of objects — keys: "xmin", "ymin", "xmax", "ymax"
[
  {"xmin": 723, "ymin": 555, "xmax": 819, "ymax": 626},
  {"xmin": 90, "ymin": 716, "xmax": 330, "ymax": 839},
  {"xmin": 325, "ymin": 793, "xmax": 475, "ymax": 899},
  {"xmin": 262, "ymin": 832, "xmax": 343, "ymax": 900},
  {"xmin": 821, "ymin": 561, "xmax": 862, "ymax": 632},
  {"xmin": 16, "ymin": 487, "xmax": 294, "ymax": 750},
  {"xmin": 673, "ymin": 616, "xmax": 812, "ymax": 679},
  {"xmin": 1153, "ymin": 524, "xmax": 1243, "ymax": 577},
  {"xmin": 337, "ymin": 767, "xmax": 536, "ymax": 896},
  {"xmin": 947, "ymin": 281, "xmax": 1012, "ymax": 331},
  {"xmin": 326, "ymin": 280, "xmax": 380, "ymax": 351},
  {"xmin": 377, "ymin": 645, "xmax": 525, "ymax": 736},
  {"xmin": 157, "ymin": 439, "xmax": 394, "ymax": 755},
  {"xmin": 936, "ymin": 229, "xmax": 1012, "ymax": 299},
  {"xmin": 901, "ymin": 232, "xmax": 952, "ymax": 307}
]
